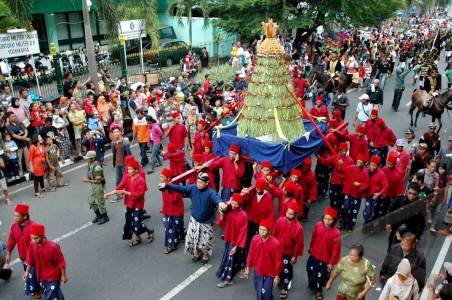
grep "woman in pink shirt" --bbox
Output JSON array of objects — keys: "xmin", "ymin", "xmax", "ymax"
[{"xmin": 8, "ymin": 97, "xmax": 29, "ymax": 124}]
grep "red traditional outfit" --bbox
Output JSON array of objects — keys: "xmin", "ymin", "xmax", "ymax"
[
  {"xmin": 363, "ymin": 156, "xmax": 390, "ymax": 223},
  {"xmin": 164, "ymin": 143, "xmax": 185, "ymax": 176}
]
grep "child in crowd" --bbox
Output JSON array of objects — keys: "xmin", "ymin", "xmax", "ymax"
[
  {"xmin": 45, "ymin": 135, "xmax": 66, "ymax": 191},
  {"xmin": 82, "ymin": 130, "xmax": 107, "ymax": 164},
  {"xmin": 30, "ymin": 102, "xmax": 42, "ymax": 135},
  {"xmin": 3, "ymin": 133, "xmax": 19, "ymax": 180},
  {"xmin": 214, "ymin": 100, "xmax": 223, "ymax": 118}
]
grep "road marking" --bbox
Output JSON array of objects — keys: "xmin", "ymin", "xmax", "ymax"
[
  {"xmin": 9, "ymin": 144, "xmax": 138, "ymax": 195},
  {"xmin": 159, "ymin": 264, "xmax": 212, "ymax": 300},
  {"xmin": 420, "ymin": 235, "xmax": 451, "ymax": 300},
  {"xmin": 9, "ymin": 222, "xmax": 93, "ymax": 267}
]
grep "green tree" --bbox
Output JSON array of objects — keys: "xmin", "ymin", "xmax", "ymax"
[
  {"xmin": 168, "ymin": 0, "xmax": 210, "ymax": 48},
  {"xmin": 212, "ymin": 0, "xmax": 403, "ymax": 40},
  {"xmin": 0, "ymin": 0, "xmax": 32, "ymax": 32}
]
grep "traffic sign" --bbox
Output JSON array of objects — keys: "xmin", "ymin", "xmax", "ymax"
[{"xmin": 118, "ymin": 19, "xmax": 147, "ymax": 41}]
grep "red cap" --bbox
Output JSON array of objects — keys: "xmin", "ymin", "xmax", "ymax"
[
  {"xmin": 231, "ymin": 193, "xmax": 244, "ymax": 205},
  {"xmin": 167, "ymin": 143, "xmax": 176, "ymax": 153},
  {"xmin": 127, "ymin": 159, "xmax": 140, "ymax": 170},
  {"xmin": 161, "ymin": 168, "xmax": 173, "ymax": 177},
  {"xmin": 302, "ymin": 157, "xmax": 312, "ymax": 169},
  {"xmin": 30, "ymin": 223, "xmax": 45, "ymax": 236},
  {"xmin": 290, "ymin": 169, "xmax": 302, "ymax": 177},
  {"xmin": 315, "ymin": 95, "xmax": 323, "ymax": 102},
  {"xmin": 376, "ymin": 118, "xmax": 386, "ymax": 128},
  {"xmin": 193, "ymin": 154, "xmax": 203, "ymax": 164},
  {"xmin": 357, "ymin": 153, "xmax": 368, "ymax": 163},
  {"xmin": 387, "ymin": 153, "xmax": 398, "ymax": 164},
  {"xmin": 259, "ymin": 218, "xmax": 274, "ymax": 231},
  {"xmin": 229, "ymin": 144, "xmax": 240, "ymax": 153},
  {"xmin": 198, "ymin": 119, "xmax": 206, "ymax": 127},
  {"xmin": 327, "ymin": 134, "xmax": 338, "ymax": 144},
  {"xmin": 332, "ymin": 109, "xmax": 342, "ymax": 118},
  {"xmin": 285, "ymin": 181, "xmax": 298, "ymax": 194},
  {"xmin": 370, "ymin": 155, "xmax": 381, "ymax": 165},
  {"xmin": 255, "ymin": 178, "xmax": 268, "ymax": 190},
  {"xmin": 371, "ymin": 108, "xmax": 379, "ymax": 116},
  {"xmin": 124, "ymin": 155, "xmax": 136, "ymax": 166},
  {"xmin": 287, "ymin": 202, "xmax": 301, "ymax": 214},
  {"xmin": 205, "ymin": 141, "xmax": 213, "ymax": 149},
  {"xmin": 172, "ymin": 111, "xmax": 180, "ymax": 119},
  {"xmin": 339, "ymin": 142, "xmax": 348, "ymax": 151},
  {"xmin": 324, "ymin": 207, "xmax": 338, "ymax": 219},
  {"xmin": 261, "ymin": 160, "xmax": 272, "ymax": 169},
  {"xmin": 357, "ymin": 125, "xmax": 366, "ymax": 134},
  {"xmin": 14, "ymin": 203, "xmax": 29, "ymax": 215}
]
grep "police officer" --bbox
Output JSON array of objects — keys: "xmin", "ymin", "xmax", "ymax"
[{"xmin": 83, "ymin": 151, "xmax": 109, "ymax": 225}]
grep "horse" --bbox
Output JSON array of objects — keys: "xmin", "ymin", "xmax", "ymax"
[{"xmin": 409, "ymin": 89, "xmax": 452, "ymax": 133}]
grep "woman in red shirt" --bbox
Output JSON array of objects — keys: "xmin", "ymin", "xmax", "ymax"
[
  {"xmin": 105, "ymin": 158, "xmax": 154, "ymax": 247},
  {"xmin": 29, "ymin": 134, "xmax": 46, "ymax": 198}
]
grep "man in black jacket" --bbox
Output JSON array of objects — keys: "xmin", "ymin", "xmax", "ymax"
[{"xmin": 380, "ymin": 232, "xmax": 426, "ymax": 291}]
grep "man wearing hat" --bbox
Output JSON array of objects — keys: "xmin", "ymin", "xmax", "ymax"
[
  {"xmin": 306, "ymin": 208, "xmax": 341, "ymax": 300},
  {"xmin": 364, "ymin": 108, "xmax": 380, "ymax": 144},
  {"xmin": 24, "ymin": 223, "xmax": 67, "ymax": 300},
  {"xmin": 242, "ymin": 178, "xmax": 275, "ymax": 250},
  {"xmin": 316, "ymin": 142, "xmax": 354, "ymax": 211},
  {"xmin": 332, "ymin": 90, "xmax": 349, "ymax": 119},
  {"xmin": 345, "ymin": 125, "xmax": 369, "ymax": 163},
  {"xmin": 354, "ymin": 94, "xmax": 373, "ymax": 126},
  {"xmin": 388, "ymin": 139, "xmax": 411, "ymax": 174},
  {"xmin": 244, "ymin": 218, "xmax": 282, "ymax": 300},
  {"xmin": 339, "ymin": 154, "xmax": 369, "ymax": 232},
  {"xmin": 158, "ymin": 172, "xmax": 228, "ymax": 263},
  {"xmin": 420, "ymin": 122, "xmax": 440, "ymax": 156},
  {"xmin": 192, "ymin": 119, "xmax": 211, "ymax": 156},
  {"xmin": 363, "ymin": 155, "xmax": 389, "ymax": 224},
  {"xmin": 401, "ymin": 128, "xmax": 419, "ymax": 158},
  {"xmin": 163, "ymin": 143, "xmax": 185, "ymax": 177},
  {"xmin": 202, "ymin": 141, "xmax": 219, "ymax": 190},
  {"xmin": 326, "ymin": 53, "xmax": 342, "ymax": 75},
  {"xmin": 310, "ymin": 96, "xmax": 330, "ymax": 121},
  {"xmin": 208, "ymin": 144, "xmax": 246, "ymax": 201},
  {"xmin": 216, "ymin": 193, "xmax": 248, "ymax": 288},
  {"xmin": 371, "ymin": 118, "xmax": 396, "ymax": 166},
  {"xmin": 159, "ymin": 168, "xmax": 185, "ymax": 254},
  {"xmin": 273, "ymin": 202, "xmax": 304, "ymax": 299},
  {"xmin": 381, "ymin": 153, "xmax": 406, "ymax": 218},
  {"xmin": 83, "ymin": 150, "xmax": 109, "ymax": 225},
  {"xmin": 165, "ymin": 111, "xmax": 188, "ymax": 152},
  {"xmin": 5, "ymin": 203, "xmax": 40, "ymax": 297}
]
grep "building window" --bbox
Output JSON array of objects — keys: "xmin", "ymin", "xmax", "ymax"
[
  {"xmin": 55, "ymin": 13, "xmax": 69, "ymax": 40},
  {"xmin": 68, "ymin": 12, "xmax": 84, "ymax": 39}
]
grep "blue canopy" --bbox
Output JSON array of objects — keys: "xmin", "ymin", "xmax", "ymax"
[{"xmin": 212, "ymin": 119, "xmax": 327, "ymax": 173}]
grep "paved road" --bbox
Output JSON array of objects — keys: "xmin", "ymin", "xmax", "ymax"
[{"xmin": 0, "ymin": 59, "xmax": 451, "ymax": 300}]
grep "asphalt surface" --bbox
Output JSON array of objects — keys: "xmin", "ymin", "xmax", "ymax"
[{"xmin": 0, "ymin": 57, "xmax": 451, "ymax": 300}]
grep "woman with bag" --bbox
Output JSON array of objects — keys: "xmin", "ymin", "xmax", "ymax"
[
  {"xmin": 378, "ymin": 258, "xmax": 420, "ymax": 300},
  {"xmin": 326, "ymin": 244, "xmax": 375, "ymax": 300}
]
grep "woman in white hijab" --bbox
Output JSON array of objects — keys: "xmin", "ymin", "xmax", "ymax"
[{"xmin": 379, "ymin": 258, "xmax": 420, "ymax": 300}]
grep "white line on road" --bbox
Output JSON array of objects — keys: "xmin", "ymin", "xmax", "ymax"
[
  {"xmin": 159, "ymin": 264, "xmax": 212, "ymax": 300},
  {"xmin": 420, "ymin": 235, "xmax": 451, "ymax": 300},
  {"xmin": 9, "ymin": 222, "xmax": 94, "ymax": 267}
]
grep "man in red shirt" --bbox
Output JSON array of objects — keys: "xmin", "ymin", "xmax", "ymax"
[
  {"xmin": 310, "ymin": 97, "xmax": 330, "ymax": 121},
  {"xmin": 293, "ymin": 73, "xmax": 308, "ymax": 98},
  {"xmin": 387, "ymin": 139, "xmax": 411, "ymax": 179},
  {"xmin": 242, "ymin": 178, "xmax": 275, "ymax": 250},
  {"xmin": 209, "ymin": 144, "xmax": 246, "ymax": 201},
  {"xmin": 363, "ymin": 155, "xmax": 389, "ymax": 224},
  {"xmin": 160, "ymin": 168, "xmax": 185, "ymax": 254},
  {"xmin": 381, "ymin": 153, "xmax": 405, "ymax": 219},
  {"xmin": 371, "ymin": 118, "xmax": 396, "ymax": 165},
  {"xmin": 365, "ymin": 108, "xmax": 380, "ymax": 144},
  {"xmin": 24, "ymin": 223, "xmax": 67, "ymax": 300},
  {"xmin": 299, "ymin": 157, "xmax": 317, "ymax": 221},
  {"xmin": 192, "ymin": 119, "xmax": 210, "ymax": 156},
  {"xmin": 273, "ymin": 202, "xmax": 304, "ymax": 299},
  {"xmin": 6, "ymin": 203, "xmax": 40, "ymax": 296},
  {"xmin": 316, "ymin": 142, "xmax": 354, "ymax": 211},
  {"xmin": 163, "ymin": 143, "xmax": 185, "ymax": 176},
  {"xmin": 245, "ymin": 219, "xmax": 282, "ymax": 300},
  {"xmin": 339, "ymin": 154, "xmax": 370, "ymax": 232},
  {"xmin": 345, "ymin": 125, "xmax": 369, "ymax": 162},
  {"xmin": 165, "ymin": 111, "xmax": 188, "ymax": 151},
  {"xmin": 216, "ymin": 193, "xmax": 248, "ymax": 288},
  {"xmin": 280, "ymin": 169, "xmax": 304, "ymax": 215}
]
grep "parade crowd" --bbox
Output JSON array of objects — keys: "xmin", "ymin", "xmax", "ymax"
[{"xmin": 1, "ymin": 11, "xmax": 452, "ymax": 300}]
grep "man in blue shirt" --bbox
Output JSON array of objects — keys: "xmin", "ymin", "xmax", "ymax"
[{"xmin": 159, "ymin": 172, "xmax": 228, "ymax": 263}]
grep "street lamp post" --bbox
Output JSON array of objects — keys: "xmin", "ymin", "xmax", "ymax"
[{"xmin": 118, "ymin": 34, "xmax": 128, "ymax": 82}]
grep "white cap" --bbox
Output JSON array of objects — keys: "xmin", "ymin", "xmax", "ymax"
[
  {"xmin": 239, "ymin": 73, "xmax": 246, "ymax": 78},
  {"xmin": 169, "ymin": 76, "xmax": 176, "ymax": 81},
  {"xmin": 359, "ymin": 94, "xmax": 370, "ymax": 100},
  {"xmin": 396, "ymin": 139, "xmax": 404, "ymax": 147}
]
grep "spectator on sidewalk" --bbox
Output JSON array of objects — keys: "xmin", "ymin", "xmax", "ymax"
[{"xmin": 5, "ymin": 112, "xmax": 29, "ymax": 176}]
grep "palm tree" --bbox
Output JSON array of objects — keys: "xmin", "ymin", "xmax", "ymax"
[{"xmin": 168, "ymin": 0, "xmax": 210, "ymax": 49}]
